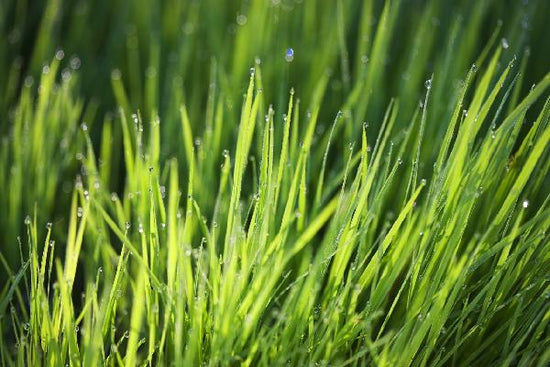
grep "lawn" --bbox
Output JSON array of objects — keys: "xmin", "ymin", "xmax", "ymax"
[{"xmin": 0, "ymin": 0, "xmax": 549, "ymax": 365}]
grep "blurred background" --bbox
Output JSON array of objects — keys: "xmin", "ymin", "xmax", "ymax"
[{"xmin": 0, "ymin": 0, "xmax": 549, "ymax": 269}]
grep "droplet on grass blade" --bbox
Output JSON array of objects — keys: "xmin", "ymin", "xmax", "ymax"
[
  {"xmin": 522, "ymin": 200, "xmax": 529, "ymax": 208},
  {"xmin": 236, "ymin": 14, "xmax": 247, "ymax": 26},
  {"xmin": 501, "ymin": 38, "xmax": 509, "ymax": 49},
  {"xmin": 424, "ymin": 78, "xmax": 432, "ymax": 89},
  {"xmin": 55, "ymin": 49, "xmax": 65, "ymax": 60},
  {"xmin": 111, "ymin": 69, "xmax": 121, "ymax": 80},
  {"xmin": 70, "ymin": 56, "xmax": 81, "ymax": 70},
  {"xmin": 285, "ymin": 48, "xmax": 294, "ymax": 62}
]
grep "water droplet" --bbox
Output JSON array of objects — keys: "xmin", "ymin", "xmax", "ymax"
[
  {"xmin": 24, "ymin": 215, "xmax": 31, "ymax": 225},
  {"xmin": 236, "ymin": 14, "xmax": 247, "ymax": 26},
  {"xmin": 55, "ymin": 49, "xmax": 65, "ymax": 60},
  {"xmin": 138, "ymin": 223, "xmax": 144, "ymax": 233},
  {"xmin": 24, "ymin": 76, "xmax": 34, "ymax": 88},
  {"xmin": 42, "ymin": 65, "xmax": 50, "ymax": 74},
  {"xmin": 111, "ymin": 69, "xmax": 121, "ymax": 80},
  {"xmin": 501, "ymin": 38, "xmax": 509, "ymax": 49},
  {"xmin": 49, "ymin": 240, "xmax": 54, "ymax": 247},
  {"xmin": 424, "ymin": 78, "xmax": 432, "ymax": 89},
  {"xmin": 81, "ymin": 123, "xmax": 88, "ymax": 132},
  {"xmin": 70, "ymin": 56, "xmax": 81, "ymax": 70},
  {"xmin": 285, "ymin": 48, "xmax": 294, "ymax": 62},
  {"xmin": 421, "ymin": 178, "xmax": 427, "ymax": 186},
  {"xmin": 46, "ymin": 222, "xmax": 52, "ymax": 230},
  {"xmin": 222, "ymin": 149, "xmax": 229, "ymax": 158},
  {"xmin": 125, "ymin": 221, "xmax": 131, "ymax": 230},
  {"xmin": 522, "ymin": 200, "xmax": 529, "ymax": 209}
]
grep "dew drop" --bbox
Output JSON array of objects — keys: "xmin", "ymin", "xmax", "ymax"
[
  {"xmin": 55, "ymin": 49, "xmax": 65, "ymax": 61},
  {"xmin": 111, "ymin": 69, "xmax": 121, "ymax": 80},
  {"xmin": 70, "ymin": 56, "xmax": 81, "ymax": 70},
  {"xmin": 424, "ymin": 78, "xmax": 432, "ymax": 89},
  {"xmin": 236, "ymin": 14, "xmax": 247, "ymax": 26},
  {"xmin": 501, "ymin": 38, "xmax": 509, "ymax": 49},
  {"xmin": 24, "ymin": 76, "xmax": 34, "ymax": 88},
  {"xmin": 522, "ymin": 200, "xmax": 529, "ymax": 209},
  {"xmin": 285, "ymin": 48, "xmax": 294, "ymax": 62}
]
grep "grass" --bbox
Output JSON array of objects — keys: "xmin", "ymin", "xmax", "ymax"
[{"xmin": 0, "ymin": 0, "xmax": 549, "ymax": 365}]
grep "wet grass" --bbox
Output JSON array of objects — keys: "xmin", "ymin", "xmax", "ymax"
[{"xmin": 0, "ymin": 0, "xmax": 549, "ymax": 365}]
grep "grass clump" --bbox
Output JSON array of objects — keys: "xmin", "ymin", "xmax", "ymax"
[{"xmin": 1, "ymin": 0, "xmax": 549, "ymax": 365}]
